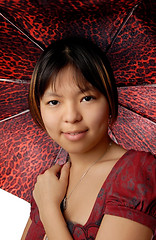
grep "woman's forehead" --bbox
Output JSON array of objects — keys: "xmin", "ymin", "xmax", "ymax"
[{"xmin": 48, "ymin": 65, "xmax": 94, "ymax": 92}]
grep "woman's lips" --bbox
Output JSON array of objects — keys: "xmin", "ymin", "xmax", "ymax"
[{"xmin": 62, "ymin": 130, "xmax": 88, "ymax": 141}]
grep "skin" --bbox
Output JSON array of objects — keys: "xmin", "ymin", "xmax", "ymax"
[
  {"xmin": 21, "ymin": 65, "xmax": 153, "ymax": 239},
  {"xmin": 40, "ymin": 65, "xmax": 111, "ymax": 159}
]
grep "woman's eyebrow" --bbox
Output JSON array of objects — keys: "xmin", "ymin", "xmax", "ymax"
[
  {"xmin": 43, "ymin": 86, "xmax": 95, "ymax": 97},
  {"xmin": 43, "ymin": 92, "xmax": 62, "ymax": 97},
  {"xmin": 78, "ymin": 86, "xmax": 96, "ymax": 94}
]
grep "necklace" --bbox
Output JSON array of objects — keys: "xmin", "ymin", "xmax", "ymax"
[{"xmin": 62, "ymin": 141, "xmax": 112, "ymax": 211}]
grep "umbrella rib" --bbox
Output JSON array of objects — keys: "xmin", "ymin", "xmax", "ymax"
[
  {"xmin": 0, "ymin": 109, "xmax": 30, "ymax": 123},
  {"xmin": 0, "ymin": 78, "xmax": 30, "ymax": 84},
  {"xmin": 106, "ymin": 1, "xmax": 142, "ymax": 53},
  {"xmin": 0, "ymin": 13, "xmax": 44, "ymax": 51},
  {"xmin": 118, "ymin": 104, "xmax": 156, "ymax": 125},
  {"xmin": 117, "ymin": 84, "xmax": 156, "ymax": 88},
  {"xmin": 108, "ymin": 128, "xmax": 119, "ymax": 144},
  {"xmin": 53, "ymin": 147, "xmax": 64, "ymax": 164}
]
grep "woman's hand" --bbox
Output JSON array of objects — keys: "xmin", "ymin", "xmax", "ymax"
[
  {"xmin": 33, "ymin": 162, "xmax": 70, "ymax": 213},
  {"xmin": 33, "ymin": 162, "xmax": 73, "ymax": 240}
]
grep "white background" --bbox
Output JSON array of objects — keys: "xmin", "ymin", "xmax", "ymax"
[{"xmin": 0, "ymin": 189, "xmax": 30, "ymax": 240}]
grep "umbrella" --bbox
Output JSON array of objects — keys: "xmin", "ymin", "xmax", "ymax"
[{"xmin": 0, "ymin": 0, "xmax": 156, "ymax": 205}]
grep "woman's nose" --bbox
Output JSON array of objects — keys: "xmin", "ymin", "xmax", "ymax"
[{"xmin": 63, "ymin": 103, "xmax": 82, "ymax": 123}]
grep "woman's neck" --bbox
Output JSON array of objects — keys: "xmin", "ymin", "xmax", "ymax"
[{"xmin": 68, "ymin": 137, "xmax": 112, "ymax": 170}]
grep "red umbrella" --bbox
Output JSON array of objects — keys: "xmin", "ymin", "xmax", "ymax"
[{"xmin": 0, "ymin": 0, "xmax": 155, "ymax": 204}]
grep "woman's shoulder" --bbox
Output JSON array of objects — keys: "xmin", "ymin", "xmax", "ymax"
[
  {"xmin": 108, "ymin": 142, "xmax": 155, "ymax": 166},
  {"xmin": 113, "ymin": 149, "xmax": 155, "ymax": 182},
  {"xmin": 124, "ymin": 148, "xmax": 155, "ymax": 159},
  {"xmin": 107, "ymin": 144, "xmax": 155, "ymax": 182},
  {"xmin": 102, "ymin": 148, "xmax": 156, "ymax": 211},
  {"xmin": 101, "ymin": 146, "xmax": 156, "ymax": 196},
  {"xmin": 121, "ymin": 149, "xmax": 155, "ymax": 170},
  {"xmin": 103, "ymin": 149, "xmax": 156, "ymax": 233}
]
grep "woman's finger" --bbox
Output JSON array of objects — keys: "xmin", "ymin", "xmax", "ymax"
[
  {"xmin": 60, "ymin": 162, "xmax": 70, "ymax": 183},
  {"xmin": 51, "ymin": 163, "xmax": 62, "ymax": 174}
]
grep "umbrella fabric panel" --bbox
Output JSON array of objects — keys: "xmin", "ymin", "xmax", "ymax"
[
  {"xmin": 111, "ymin": 106, "xmax": 156, "ymax": 155},
  {"xmin": 107, "ymin": 7, "xmax": 156, "ymax": 86},
  {"xmin": 0, "ymin": 0, "xmax": 130, "ymax": 48},
  {"xmin": 0, "ymin": 0, "xmax": 155, "ymax": 203},
  {"xmin": 0, "ymin": 112, "xmax": 67, "ymax": 202},
  {"xmin": 0, "ymin": 81, "xmax": 29, "ymax": 120},
  {"xmin": 0, "ymin": 1, "xmax": 112, "ymax": 47},
  {"xmin": 0, "ymin": 15, "xmax": 42, "ymax": 81},
  {"xmin": 118, "ymin": 85, "xmax": 156, "ymax": 122},
  {"xmin": 0, "ymin": 0, "xmax": 141, "ymax": 46},
  {"xmin": 1, "ymin": 1, "xmax": 155, "ymax": 87}
]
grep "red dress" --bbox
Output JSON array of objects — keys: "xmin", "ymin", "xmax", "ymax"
[{"xmin": 25, "ymin": 150, "xmax": 156, "ymax": 239}]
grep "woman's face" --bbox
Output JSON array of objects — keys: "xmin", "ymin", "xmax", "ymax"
[{"xmin": 40, "ymin": 65, "xmax": 110, "ymax": 155}]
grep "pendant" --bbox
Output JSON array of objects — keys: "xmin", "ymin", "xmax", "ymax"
[{"xmin": 62, "ymin": 197, "xmax": 67, "ymax": 211}]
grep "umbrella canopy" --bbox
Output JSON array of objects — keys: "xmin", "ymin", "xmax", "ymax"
[{"xmin": 0, "ymin": 0, "xmax": 156, "ymax": 203}]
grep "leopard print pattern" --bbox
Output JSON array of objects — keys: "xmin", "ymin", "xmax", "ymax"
[{"xmin": 0, "ymin": 0, "xmax": 155, "ymax": 201}]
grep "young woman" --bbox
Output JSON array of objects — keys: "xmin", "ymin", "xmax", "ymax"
[{"xmin": 21, "ymin": 37, "xmax": 156, "ymax": 240}]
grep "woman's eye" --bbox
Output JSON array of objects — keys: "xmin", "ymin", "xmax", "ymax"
[
  {"xmin": 82, "ymin": 96, "xmax": 95, "ymax": 102},
  {"xmin": 48, "ymin": 100, "xmax": 59, "ymax": 106}
]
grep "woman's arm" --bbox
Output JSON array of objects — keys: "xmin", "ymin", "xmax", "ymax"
[
  {"xmin": 40, "ymin": 209, "xmax": 153, "ymax": 240},
  {"xmin": 21, "ymin": 217, "xmax": 32, "ymax": 240},
  {"xmin": 41, "ymin": 206, "xmax": 72, "ymax": 240},
  {"xmin": 95, "ymin": 214, "xmax": 153, "ymax": 240},
  {"xmin": 33, "ymin": 162, "xmax": 73, "ymax": 240}
]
